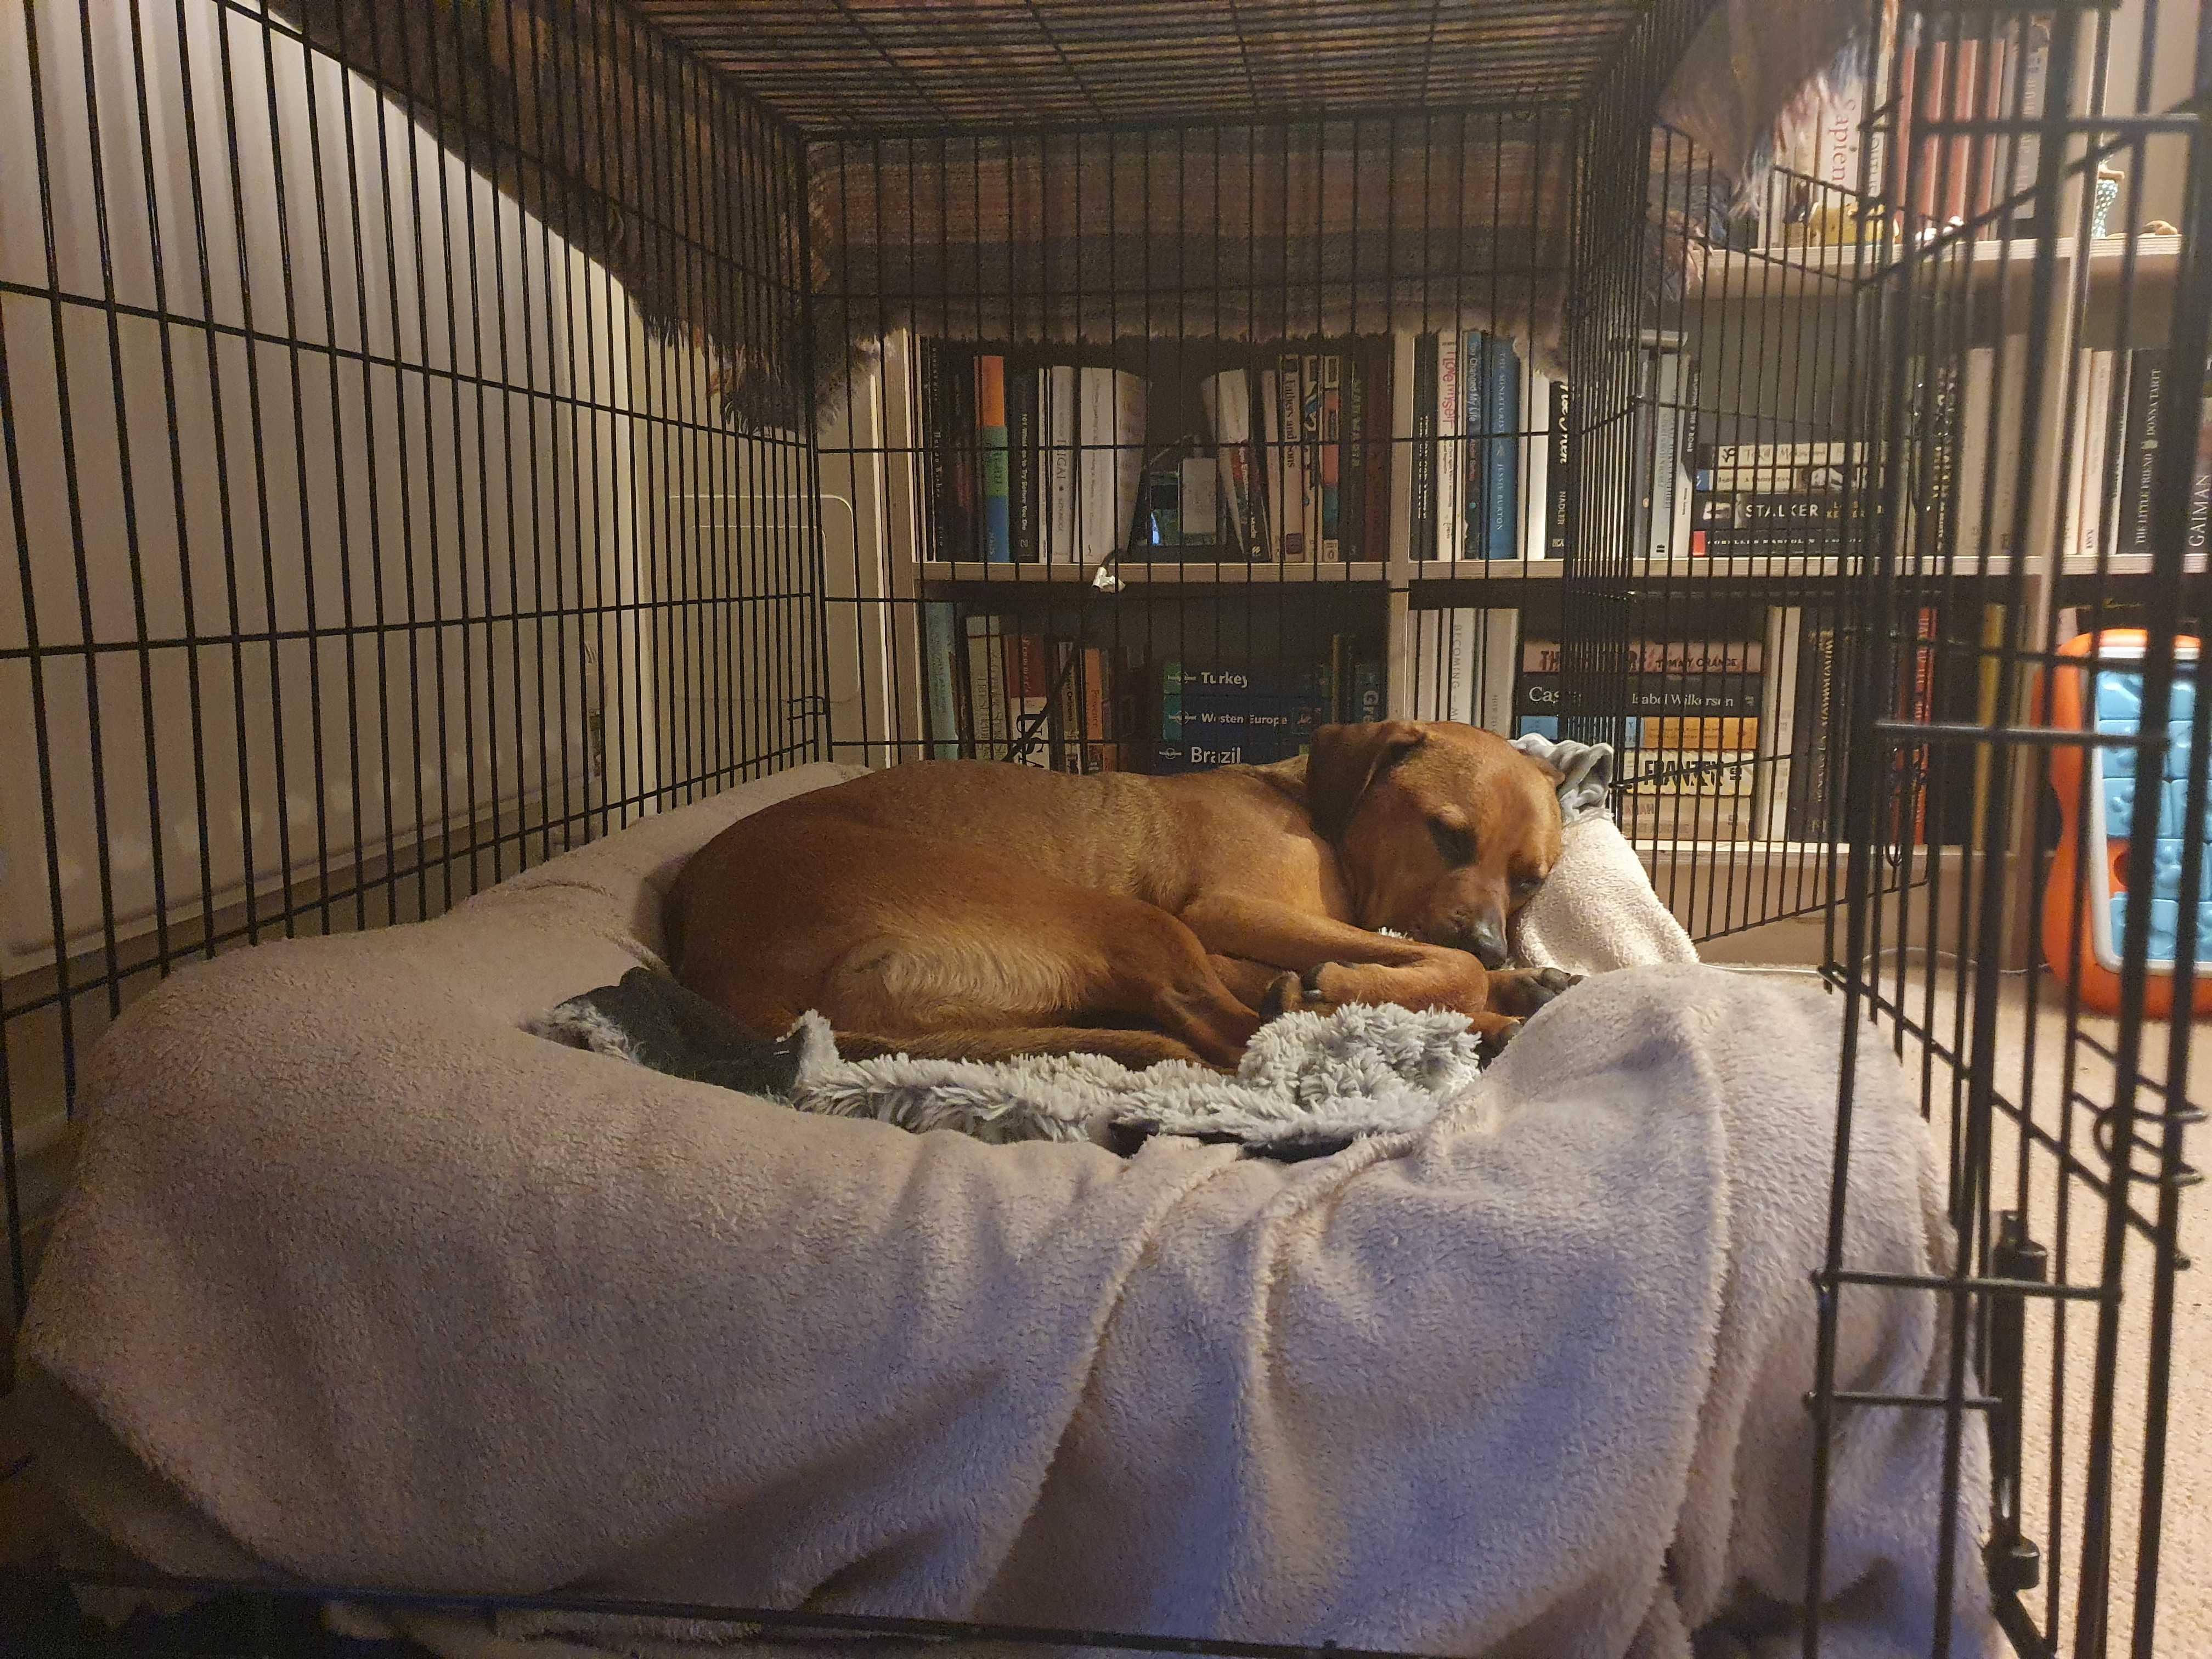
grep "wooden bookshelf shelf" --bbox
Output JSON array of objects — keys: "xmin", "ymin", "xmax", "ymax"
[
  {"xmin": 1690, "ymin": 232, "xmax": 2183, "ymax": 313},
  {"xmin": 918, "ymin": 560, "xmax": 1390, "ymax": 588},
  {"xmin": 918, "ymin": 551, "xmax": 2197, "ymax": 590}
]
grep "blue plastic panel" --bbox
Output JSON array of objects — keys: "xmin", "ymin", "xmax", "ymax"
[{"xmin": 2091, "ymin": 659, "xmax": 2207, "ymax": 973}]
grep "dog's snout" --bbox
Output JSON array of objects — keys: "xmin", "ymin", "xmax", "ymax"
[
  {"xmin": 1469, "ymin": 916, "xmax": 1509, "ymax": 969},
  {"xmin": 1431, "ymin": 911, "xmax": 1510, "ymax": 968}
]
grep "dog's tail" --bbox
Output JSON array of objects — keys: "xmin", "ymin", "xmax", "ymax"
[{"xmin": 832, "ymin": 1025, "xmax": 1220, "ymax": 1073}]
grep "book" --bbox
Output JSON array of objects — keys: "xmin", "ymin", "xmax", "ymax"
[
  {"xmin": 1043, "ymin": 364, "xmax": 1077, "ymax": 561},
  {"xmin": 922, "ymin": 342, "xmax": 950, "ymax": 559},
  {"xmin": 1362, "ymin": 342, "xmax": 1393, "ymax": 562},
  {"xmin": 2010, "ymin": 16, "xmax": 2053, "ymax": 232},
  {"xmin": 1544, "ymin": 379, "xmax": 1571, "ymax": 558},
  {"xmin": 1437, "ymin": 331, "xmax": 1463, "ymax": 558},
  {"xmin": 1085, "ymin": 647, "xmax": 1131, "ymax": 774},
  {"xmin": 1299, "ymin": 352, "xmax": 1325, "ymax": 560},
  {"xmin": 1078, "ymin": 367, "xmax": 1146, "ymax": 565},
  {"xmin": 1150, "ymin": 738, "xmax": 1295, "ymax": 774},
  {"xmin": 1342, "ymin": 353, "xmax": 1367, "ymax": 561},
  {"xmin": 1006, "ymin": 366, "xmax": 1039, "ymax": 561},
  {"xmin": 1353, "ymin": 656, "xmax": 1384, "ymax": 723},
  {"xmin": 1522, "ymin": 637, "xmax": 1763, "ymax": 677},
  {"xmin": 964, "ymin": 614, "xmax": 1011, "ymax": 755},
  {"xmin": 2113, "ymin": 349, "xmax": 2166, "ymax": 556},
  {"xmin": 2066, "ymin": 349, "xmax": 2119, "ymax": 562},
  {"xmin": 2112, "ymin": 348, "xmax": 2212, "ymax": 561},
  {"xmin": 1272, "ymin": 359, "xmax": 1308, "ymax": 560},
  {"xmin": 1637, "ymin": 338, "xmax": 1695, "ymax": 560},
  {"xmin": 977, "ymin": 356, "xmax": 1012, "ymax": 562},
  {"xmin": 1259, "ymin": 366, "xmax": 1297, "ymax": 560},
  {"xmin": 1007, "ymin": 631, "xmax": 1053, "ymax": 766},
  {"xmin": 1319, "ymin": 354, "xmax": 1343, "ymax": 561},
  {"xmin": 922, "ymin": 602, "xmax": 961, "ymax": 759},
  {"xmin": 1950, "ymin": 343, "xmax": 2007, "ymax": 559},
  {"xmin": 1179, "ymin": 454, "xmax": 1217, "ymax": 545},
  {"xmin": 1815, "ymin": 52, "xmax": 1870, "ymax": 201},
  {"xmin": 1165, "ymin": 660, "xmax": 1330, "ymax": 698},
  {"xmin": 1476, "ymin": 335, "xmax": 1522, "ymax": 560},
  {"xmin": 1752, "ymin": 605, "xmax": 1798, "ymax": 838},
  {"xmin": 1038, "ymin": 642, "xmax": 1126, "ymax": 774},
  {"xmin": 1694, "ymin": 493, "xmax": 1847, "ymax": 529},
  {"xmin": 1410, "ymin": 335, "xmax": 1438, "ymax": 560},
  {"xmin": 1706, "ymin": 441, "xmax": 1870, "ymax": 469},
  {"xmin": 1194, "ymin": 367, "xmax": 1265, "ymax": 555},
  {"xmin": 1649, "ymin": 716, "xmax": 1761, "ymax": 752},
  {"xmin": 1413, "ymin": 608, "xmax": 1517, "ymax": 731},
  {"xmin": 925, "ymin": 342, "xmax": 979, "ymax": 558},
  {"xmin": 1785, "ymin": 622, "xmax": 1840, "ymax": 840},
  {"xmin": 1049, "ymin": 639, "xmax": 1084, "ymax": 772},
  {"xmin": 1520, "ymin": 672, "xmax": 1762, "ymax": 717},
  {"xmin": 1620, "ymin": 751, "xmax": 1760, "ymax": 842},
  {"xmin": 1172, "ymin": 704, "xmax": 1324, "ymax": 751},
  {"xmin": 1888, "ymin": 607, "xmax": 1940, "ymax": 846}
]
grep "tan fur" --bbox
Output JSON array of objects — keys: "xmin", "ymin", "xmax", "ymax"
[{"xmin": 669, "ymin": 722, "xmax": 1566, "ymax": 1070}]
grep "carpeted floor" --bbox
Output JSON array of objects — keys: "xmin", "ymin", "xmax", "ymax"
[{"xmin": 1869, "ymin": 964, "xmax": 2210, "ymax": 1655}]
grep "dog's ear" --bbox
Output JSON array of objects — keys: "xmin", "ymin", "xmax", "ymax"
[{"xmin": 1306, "ymin": 720, "xmax": 1425, "ymax": 841}]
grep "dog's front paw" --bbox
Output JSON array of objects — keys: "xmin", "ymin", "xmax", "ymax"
[
  {"xmin": 1486, "ymin": 965, "xmax": 1582, "ymax": 1019},
  {"xmin": 1472, "ymin": 1017, "xmax": 1524, "ymax": 1064},
  {"xmin": 1257, "ymin": 966, "xmax": 1343, "ymax": 1023}
]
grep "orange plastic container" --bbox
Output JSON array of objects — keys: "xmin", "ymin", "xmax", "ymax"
[{"xmin": 2040, "ymin": 630, "xmax": 2210, "ymax": 1019}]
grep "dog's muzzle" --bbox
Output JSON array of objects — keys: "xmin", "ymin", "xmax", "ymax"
[{"xmin": 1429, "ymin": 915, "xmax": 1510, "ymax": 969}]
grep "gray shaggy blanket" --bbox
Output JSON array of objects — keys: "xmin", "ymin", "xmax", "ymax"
[{"xmin": 528, "ymin": 969, "xmax": 1486, "ymax": 1161}]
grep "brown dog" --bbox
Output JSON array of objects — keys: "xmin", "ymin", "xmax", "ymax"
[{"xmin": 668, "ymin": 720, "xmax": 1576, "ymax": 1071}]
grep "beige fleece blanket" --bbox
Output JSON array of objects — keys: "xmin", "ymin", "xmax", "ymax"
[{"xmin": 21, "ymin": 761, "xmax": 1994, "ymax": 1659}]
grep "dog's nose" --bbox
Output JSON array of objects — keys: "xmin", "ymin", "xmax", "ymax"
[{"xmin": 1470, "ymin": 917, "xmax": 1509, "ymax": 970}]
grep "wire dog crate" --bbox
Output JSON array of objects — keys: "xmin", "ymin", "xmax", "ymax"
[{"xmin": 1, "ymin": 1, "xmax": 2205, "ymax": 1656}]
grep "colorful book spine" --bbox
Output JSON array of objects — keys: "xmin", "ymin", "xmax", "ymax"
[
  {"xmin": 1353, "ymin": 657, "xmax": 1384, "ymax": 724},
  {"xmin": 1437, "ymin": 331, "xmax": 1462, "ymax": 559},
  {"xmin": 1151, "ymin": 739, "xmax": 1278, "ymax": 774},
  {"xmin": 976, "ymin": 356, "xmax": 1012, "ymax": 563},
  {"xmin": 1482, "ymin": 335, "xmax": 1521, "ymax": 559},
  {"xmin": 1522, "ymin": 636, "xmax": 1764, "ymax": 678},
  {"xmin": 1165, "ymin": 660, "xmax": 1330, "ymax": 698}
]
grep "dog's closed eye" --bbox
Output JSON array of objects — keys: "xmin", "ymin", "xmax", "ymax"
[{"xmin": 1429, "ymin": 819, "xmax": 1475, "ymax": 865}]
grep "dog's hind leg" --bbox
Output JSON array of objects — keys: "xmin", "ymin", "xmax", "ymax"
[{"xmin": 815, "ymin": 891, "xmax": 1267, "ymax": 1070}]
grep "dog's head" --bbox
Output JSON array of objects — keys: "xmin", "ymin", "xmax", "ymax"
[{"xmin": 1304, "ymin": 720, "xmax": 1563, "ymax": 969}]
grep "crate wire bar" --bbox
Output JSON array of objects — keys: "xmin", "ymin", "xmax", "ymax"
[{"xmin": 0, "ymin": 1, "xmax": 2204, "ymax": 1657}]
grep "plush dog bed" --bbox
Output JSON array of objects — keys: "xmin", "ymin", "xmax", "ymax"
[{"xmin": 20, "ymin": 761, "xmax": 1994, "ymax": 1659}]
